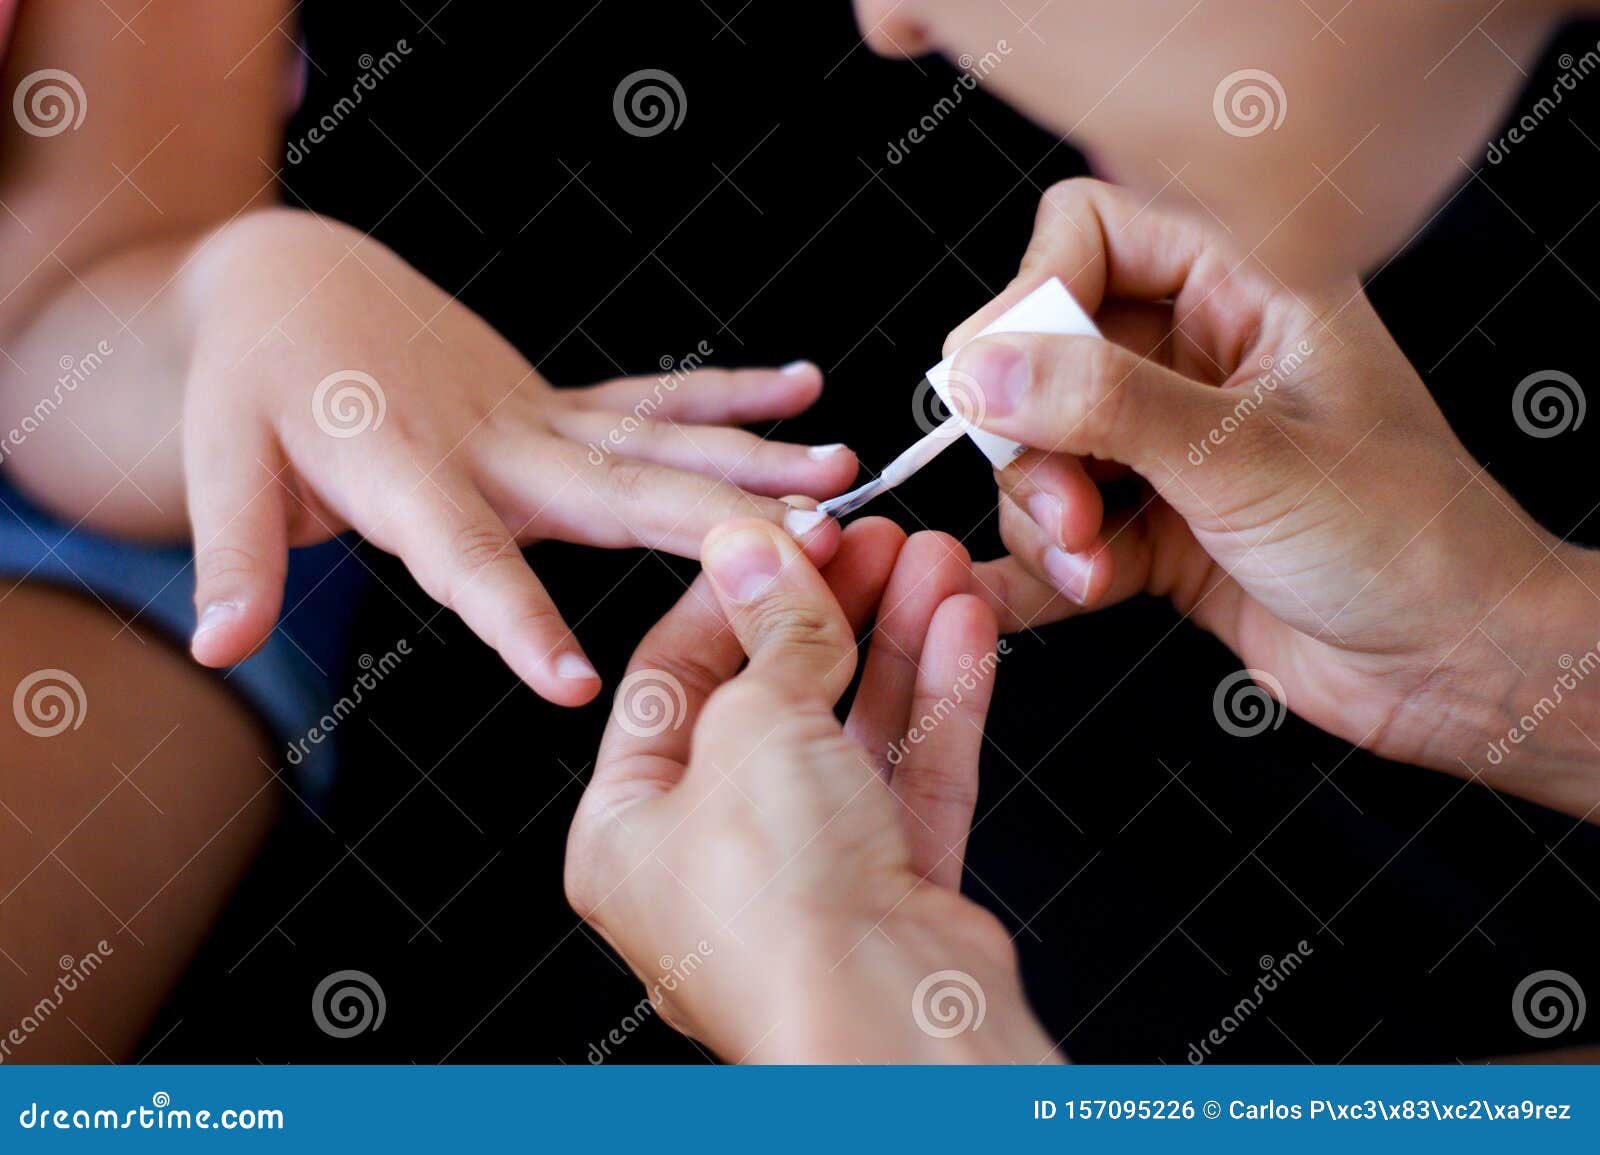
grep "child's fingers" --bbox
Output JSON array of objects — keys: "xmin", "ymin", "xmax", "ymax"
[
  {"xmin": 546, "ymin": 408, "xmax": 858, "ymax": 499},
  {"xmin": 889, "ymin": 594, "xmax": 998, "ymax": 889},
  {"xmin": 372, "ymin": 474, "xmax": 600, "ymax": 706},
  {"xmin": 574, "ymin": 362, "xmax": 823, "ymax": 425},
  {"xmin": 820, "ymin": 516, "xmax": 906, "ymax": 634},
  {"xmin": 844, "ymin": 533, "xmax": 976, "ymax": 774},
  {"xmin": 185, "ymin": 418, "xmax": 289, "ymax": 668},
  {"xmin": 493, "ymin": 441, "xmax": 841, "ymax": 564}
]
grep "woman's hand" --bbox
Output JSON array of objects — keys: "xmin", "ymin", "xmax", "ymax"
[
  {"xmin": 950, "ymin": 179, "xmax": 1599, "ymax": 818},
  {"xmin": 564, "ymin": 518, "xmax": 1057, "ymax": 1062},
  {"xmin": 178, "ymin": 209, "xmax": 857, "ymax": 704}
]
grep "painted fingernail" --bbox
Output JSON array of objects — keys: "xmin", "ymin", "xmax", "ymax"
[
  {"xmin": 780, "ymin": 360, "xmax": 815, "ymax": 378},
  {"xmin": 807, "ymin": 443, "xmax": 846, "ymax": 460},
  {"xmin": 960, "ymin": 340, "xmax": 1029, "ymax": 416},
  {"xmin": 193, "ymin": 601, "xmax": 242, "ymax": 640},
  {"xmin": 1027, "ymin": 491, "xmax": 1065, "ymax": 548},
  {"xmin": 705, "ymin": 529, "xmax": 784, "ymax": 603},
  {"xmin": 783, "ymin": 508, "xmax": 828, "ymax": 538},
  {"xmin": 1044, "ymin": 546, "xmax": 1094, "ymax": 605},
  {"xmin": 556, "ymin": 653, "xmax": 599, "ymax": 681}
]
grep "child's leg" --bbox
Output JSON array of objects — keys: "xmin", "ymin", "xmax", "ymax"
[{"xmin": 0, "ymin": 581, "xmax": 280, "ymax": 1062}]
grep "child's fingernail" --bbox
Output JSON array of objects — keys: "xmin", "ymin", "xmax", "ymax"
[
  {"xmin": 705, "ymin": 528, "xmax": 784, "ymax": 603},
  {"xmin": 807, "ymin": 443, "xmax": 846, "ymax": 460},
  {"xmin": 780, "ymin": 360, "xmax": 815, "ymax": 378},
  {"xmin": 1044, "ymin": 546, "xmax": 1094, "ymax": 605},
  {"xmin": 960, "ymin": 341, "xmax": 1029, "ymax": 416},
  {"xmin": 1027, "ymin": 491, "xmax": 1065, "ymax": 548},
  {"xmin": 556, "ymin": 653, "xmax": 599, "ymax": 681},
  {"xmin": 193, "ymin": 601, "xmax": 241, "ymax": 639},
  {"xmin": 783, "ymin": 508, "xmax": 828, "ymax": 538}
]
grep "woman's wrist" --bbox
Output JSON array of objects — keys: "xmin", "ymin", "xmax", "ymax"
[{"xmin": 1438, "ymin": 539, "xmax": 1600, "ymax": 815}]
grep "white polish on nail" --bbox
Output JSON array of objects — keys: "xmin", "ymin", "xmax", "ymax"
[
  {"xmin": 556, "ymin": 653, "xmax": 599, "ymax": 680},
  {"xmin": 783, "ymin": 508, "xmax": 828, "ymax": 537},
  {"xmin": 780, "ymin": 360, "xmax": 814, "ymax": 377},
  {"xmin": 807, "ymin": 443, "xmax": 846, "ymax": 460}
]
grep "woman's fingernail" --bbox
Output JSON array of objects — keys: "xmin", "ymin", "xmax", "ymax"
[
  {"xmin": 193, "ymin": 601, "xmax": 241, "ymax": 640},
  {"xmin": 705, "ymin": 529, "xmax": 784, "ymax": 603},
  {"xmin": 1044, "ymin": 546, "xmax": 1094, "ymax": 605},
  {"xmin": 807, "ymin": 443, "xmax": 846, "ymax": 460},
  {"xmin": 780, "ymin": 360, "xmax": 815, "ymax": 378},
  {"xmin": 1027, "ymin": 491, "xmax": 1065, "ymax": 548},
  {"xmin": 556, "ymin": 653, "xmax": 599, "ymax": 681},
  {"xmin": 960, "ymin": 341, "xmax": 1029, "ymax": 416},
  {"xmin": 783, "ymin": 508, "xmax": 828, "ymax": 537}
]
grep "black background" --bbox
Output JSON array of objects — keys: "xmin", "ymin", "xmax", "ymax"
[{"xmin": 153, "ymin": 3, "xmax": 1597, "ymax": 1063}]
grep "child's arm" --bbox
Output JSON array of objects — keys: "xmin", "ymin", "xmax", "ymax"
[{"xmin": 0, "ymin": 2, "xmax": 856, "ymax": 705}]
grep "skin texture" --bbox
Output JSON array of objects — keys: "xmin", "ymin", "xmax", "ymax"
[
  {"xmin": 946, "ymin": 180, "xmax": 1600, "ymax": 819},
  {"xmin": 0, "ymin": 582, "xmax": 278, "ymax": 1062},
  {"xmin": 853, "ymin": 0, "xmax": 1568, "ymax": 283},
  {"xmin": 566, "ymin": 520, "xmax": 1060, "ymax": 1062}
]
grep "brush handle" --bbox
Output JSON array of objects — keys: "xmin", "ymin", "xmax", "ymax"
[{"xmin": 926, "ymin": 277, "xmax": 1103, "ymax": 469}]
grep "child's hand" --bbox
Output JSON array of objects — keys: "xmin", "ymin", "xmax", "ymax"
[{"xmin": 182, "ymin": 210, "xmax": 856, "ymax": 704}]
